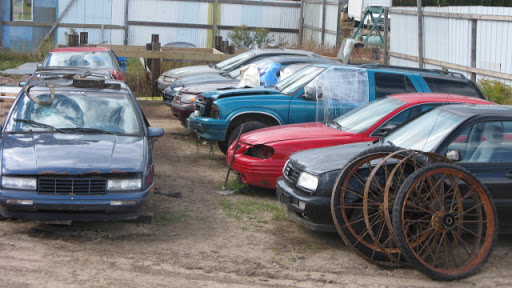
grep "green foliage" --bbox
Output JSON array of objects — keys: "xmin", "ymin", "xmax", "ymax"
[
  {"xmin": 228, "ymin": 25, "xmax": 283, "ymax": 49},
  {"xmin": 0, "ymin": 50, "xmax": 38, "ymax": 71},
  {"xmin": 392, "ymin": 0, "xmax": 512, "ymax": 6},
  {"xmin": 477, "ymin": 79, "xmax": 512, "ymax": 104},
  {"xmin": 154, "ymin": 210, "xmax": 186, "ymax": 225}
]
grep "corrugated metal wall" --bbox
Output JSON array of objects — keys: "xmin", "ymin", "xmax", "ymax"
[
  {"xmin": 3, "ymin": 0, "xmax": 56, "ymax": 51},
  {"xmin": 128, "ymin": 0, "xmax": 211, "ymax": 47},
  {"xmin": 302, "ymin": 0, "xmax": 340, "ymax": 47},
  {"xmin": 2, "ymin": 0, "xmax": 300, "ymax": 50},
  {"xmin": 390, "ymin": 6, "xmax": 512, "ymax": 85}
]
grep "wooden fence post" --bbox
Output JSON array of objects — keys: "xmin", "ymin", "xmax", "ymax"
[
  {"xmin": 298, "ymin": 0, "xmax": 304, "ymax": 47},
  {"xmin": 336, "ymin": 0, "xmax": 342, "ymax": 49},
  {"xmin": 215, "ymin": 36, "xmax": 223, "ymax": 51},
  {"xmin": 321, "ymin": 0, "xmax": 326, "ymax": 46},
  {"xmin": 79, "ymin": 32, "xmax": 88, "ymax": 45},
  {"xmin": 417, "ymin": 0, "xmax": 424, "ymax": 68},
  {"xmin": 150, "ymin": 34, "xmax": 161, "ymax": 96},
  {"xmin": 383, "ymin": 8, "xmax": 389, "ymax": 65},
  {"xmin": 471, "ymin": 19, "xmax": 477, "ymax": 82}
]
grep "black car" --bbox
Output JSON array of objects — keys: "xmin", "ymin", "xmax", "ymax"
[
  {"xmin": 0, "ymin": 78, "xmax": 163, "ymax": 221},
  {"xmin": 277, "ymin": 104, "xmax": 512, "ymax": 233}
]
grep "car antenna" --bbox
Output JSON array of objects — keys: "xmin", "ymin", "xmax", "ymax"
[{"xmin": 217, "ymin": 122, "xmax": 245, "ymax": 195}]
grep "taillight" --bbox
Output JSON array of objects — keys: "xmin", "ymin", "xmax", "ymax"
[{"xmin": 145, "ymin": 164, "xmax": 154, "ymax": 189}]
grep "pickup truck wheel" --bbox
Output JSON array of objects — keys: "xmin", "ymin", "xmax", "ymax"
[
  {"xmin": 227, "ymin": 121, "xmax": 268, "ymax": 151},
  {"xmin": 217, "ymin": 141, "xmax": 228, "ymax": 154}
]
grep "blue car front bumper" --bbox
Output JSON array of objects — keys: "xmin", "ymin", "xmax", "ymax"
[
  {"xmin": 0, "ymin": 185, "xmax": 154, "ymax": 221},
  {"xmin": 187, "ymin": 115, "xmax": 229, "ymax": 142}
]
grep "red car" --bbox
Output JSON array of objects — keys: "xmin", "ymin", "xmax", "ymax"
[
  {"xmin": 41, "ymin": 47, "xmax": 126, "ymax": 81},
  {"xmin": 226, "ymin": 93, "xmax": 494, "ymax": 189}
]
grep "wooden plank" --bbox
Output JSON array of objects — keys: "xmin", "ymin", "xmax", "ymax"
[
  {"xmin": 127, "ymin": 20, "xmax": 299, "ymax": 34},
  {"xmin": 4, "ymin": 21, "xmax": 124, "ymax": 30},
  {"xmin": 390, "ymin": 8, "xmax": 512, "ymax": 22},
  {"xmin": 117, "ymin": 50, "xmax": 233, "ymax": 61},
  {"xmin": 390, "ymin": 52, "xmax": 512, "ymax": 81},
  {"xmin": 302, "ymin": 24, "xmax": 337, "ymax": 35}
]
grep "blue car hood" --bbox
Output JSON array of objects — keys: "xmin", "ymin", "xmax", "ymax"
[
  {"xmin": 290, "ymin": 142, "xmax": 375, "ymax": 175},
  {"xmin": 1, "ymin": 134, "xmax": 145, "ymax": 175},
  {"xmin": 202, "ymin": 87, "xmax": 281, "ymax": 101}
]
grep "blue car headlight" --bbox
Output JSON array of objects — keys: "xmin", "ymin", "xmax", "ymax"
[
  {"xmin": 2, "ymin": 176, "xmax": 37, "ymax": 190},
  {"xmin": 107, "ymin": 178, "xmax": 142, "ymax": 191}
]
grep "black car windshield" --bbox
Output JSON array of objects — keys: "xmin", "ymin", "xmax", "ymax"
[
  {"xmin": 5, "ymin": 90, "xmax": 143, "ymax": 135},
  {"xmin": 332, "ymin": 97, "xmax": 405, "ymax": 133},
  {"xmin": 216, "ymin": 51, "xmax": 256, "ymax": 71},
  {"xmin": 44, "ymin": 51, "xmax": 116, "ymax": 69},
  {"xmin": 275, "ymin": 66, "xmax": 326, "ymax": 95},
  {"xmin": 384, "ymin": 108, "xmax": 465, "ymax": 151}
]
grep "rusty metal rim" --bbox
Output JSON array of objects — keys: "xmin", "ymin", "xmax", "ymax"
[{"xmin": 399, "ymin": 166, "xmax": 496, "ymax": 276}]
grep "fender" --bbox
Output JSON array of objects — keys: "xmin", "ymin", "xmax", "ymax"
[{"xmin": 227, "ymin": 109, "xmax": 284, "ymax": 125}]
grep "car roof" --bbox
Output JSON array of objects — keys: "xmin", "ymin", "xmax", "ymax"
[
  {"xmin": 433, "ymin": 103, "xmax": 512, "ymax": 118},
  {"xmin": 252, "ymin": 48, "xmax": 321, "ymax": 57},
  {"xmin": 50, "ymin": 47, "xmax": 111, "ymax": 53},
  {"xmin": 389, "ymin": 93, "xmax": 492, "ymax": 105},
  {"xmin": 263, "ymin": 55, "xmax": 337, "ymax": 64},
  {"xmin": 25, "ymin": 78, "xmax": 130, "ymax": 93}
]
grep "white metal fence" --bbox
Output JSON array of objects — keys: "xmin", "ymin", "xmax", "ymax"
[
  {"xmin": 390, "ymin": 6, "xmax": 512, "ymax": 85},
  {"xmin": 301, "ymin": 0, "xmax": 342, "ymax": 48}
]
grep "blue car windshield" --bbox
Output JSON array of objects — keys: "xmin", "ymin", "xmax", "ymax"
[
  {"xmin": 384, "ymin": 108, "xmax": 465, "ymax": 151},
  {"xmin": 275, "ymin": 66, "xmax": 326, "ymax": 95},
  {"xmin": 5, "ymin": 90, "xmax": 143, "ymax": 135},
  {"xmin": 333, "ymin": 97, "xmax": 405, "ymax": 133},
  {"xmin": 216, "ymin": 51, "xmax": 256, "ymax": 71}
]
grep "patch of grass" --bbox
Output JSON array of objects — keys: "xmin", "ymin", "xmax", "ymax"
[
  {"xmin": 220, "ymin": 197, "xmax": 286, "ymax": 225},
  {"xmin": 0, "ymin": 50, "xmax": 39, "ymax": 71},
  {"xmin": 124, "ymin": 58, "xmax": 152, "ymax": 98},
  {"xmin": 153, "ymin": 210, "xmax": 186, "ymax": 225}
]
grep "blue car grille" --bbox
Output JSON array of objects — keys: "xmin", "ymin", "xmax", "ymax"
[
  {"xmin": 38, "ymin": 178, "xmax": 107, "ymax": 194},
  {"xmin": 283, "ymin": 163, "xmax": 300, "ymax": 185}
]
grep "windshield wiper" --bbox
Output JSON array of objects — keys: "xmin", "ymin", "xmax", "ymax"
[
  {"xmin": 13, "ymin": 118, "xmax": 67, "ymax": 133},
  {"xmin": 329, "ymin": 120, "xmax": 343, "ymax": 130},
  {"xmin": 60, "ymin": 127, "xmax": 115, "ymax": 134}
]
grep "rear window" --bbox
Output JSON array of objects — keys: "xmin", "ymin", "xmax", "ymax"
[
  {"xmin": 374, "ymin": 73, "xmax": 417, "ymax": 99},
  {"xmin": 423, "ymin": 76, "xmax": 482, "ymax": 98}
]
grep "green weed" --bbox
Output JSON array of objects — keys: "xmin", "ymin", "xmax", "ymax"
[
  {"xmin": 478, "ymin": 79, "xmax": 512, "ymax": 104},
  {"xmin": 153, "ymin": 210, "xmax": 186, "ymax": 225}
]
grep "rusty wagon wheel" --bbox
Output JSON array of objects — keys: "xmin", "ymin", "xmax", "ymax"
[
  {"xmin": 363, "ymin": 150, "xmax": 454, "ymax": 265},
  {"xmin": 331, "ymin": 146, "xmax": 410, "ymax": 266},
  {"xmin": 362, "ymin": 150, "xmax": 425, "ymax": 266},
  {"xmin": 392, "ymin": 163, "xmax": 497, "ymax": 281}
]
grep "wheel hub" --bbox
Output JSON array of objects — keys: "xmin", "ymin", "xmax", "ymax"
[{"xmin": 442, "ymin": 214, "xmax": 456, "ymax": 229}]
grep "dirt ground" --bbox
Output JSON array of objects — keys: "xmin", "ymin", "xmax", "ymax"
[{"xmin": 0, "ymin": 97, "xmax": 512, "ymax": 287}]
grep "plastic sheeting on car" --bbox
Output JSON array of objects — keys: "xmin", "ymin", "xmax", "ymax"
[
  {"xmin": 238, "ymin": 64, "xmax": 260, "ymax": 88},
  {"xmin": 305, "ymin": 66, "xmax": 370, "ymax": 123}
]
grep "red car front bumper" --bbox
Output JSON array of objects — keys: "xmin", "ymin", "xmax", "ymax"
[{"xmin": 227, "ymin": 142, "xmax": 284, "ymax": 189}]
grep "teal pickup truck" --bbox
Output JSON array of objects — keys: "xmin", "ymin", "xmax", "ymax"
[{"xmin": 187, "ymin": 64, "xmax": 484, "ymax": 153}]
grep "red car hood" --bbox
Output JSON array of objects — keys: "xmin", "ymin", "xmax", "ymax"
[{"xmin": 240, "ymin": 122, "xmax": 353, "ymax": 145}]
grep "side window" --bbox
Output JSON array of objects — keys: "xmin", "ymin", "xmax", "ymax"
[
  {"xmin": 444, "ymin": 121, "xmax": 512, "ymax": 163},
  {"xmin": 423, "ymin": 76, "xmax": 481, "ymax": 98},
  {"xmin": 372, "ymin": 104, "xmax": 438, "ymax": 136},
  {"xmin": 12, "ymin": 0, "xmax": 33, "ymax": 21},
  {"xmin": 374, "ymin": 73, "xmax": 417, "ymax": 99}
]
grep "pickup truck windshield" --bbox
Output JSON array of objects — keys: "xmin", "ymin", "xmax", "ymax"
[
  {"xmin": 5, "ymin": 90, "xmax": 143, "ymax": 135},
  {"xmin": 275, "ymin": 66, "xmax": 326, "ymax": 95}
]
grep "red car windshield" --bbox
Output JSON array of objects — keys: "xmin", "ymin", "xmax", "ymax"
[
  {"xmin": 333, "ymin": 97, "xmax": 405, "ymax": 133},
  {"xmin": 44, "ymin": 51, "xmax": 116, "ymax": 69}
]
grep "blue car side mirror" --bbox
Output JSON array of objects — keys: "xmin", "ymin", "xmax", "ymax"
[{"xmin": 148, "ymin": 127, "xmax": 164, "ymax": 138}]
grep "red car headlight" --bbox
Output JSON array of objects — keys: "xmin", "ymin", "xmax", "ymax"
[{"xmin": 246, "ymin": 145, "xmax": 274, "ymax": 159}]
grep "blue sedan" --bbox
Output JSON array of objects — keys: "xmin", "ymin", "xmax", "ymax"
[{"xmin": 0, "ymin": 79, "xmax": 163, "ymax": 221}]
